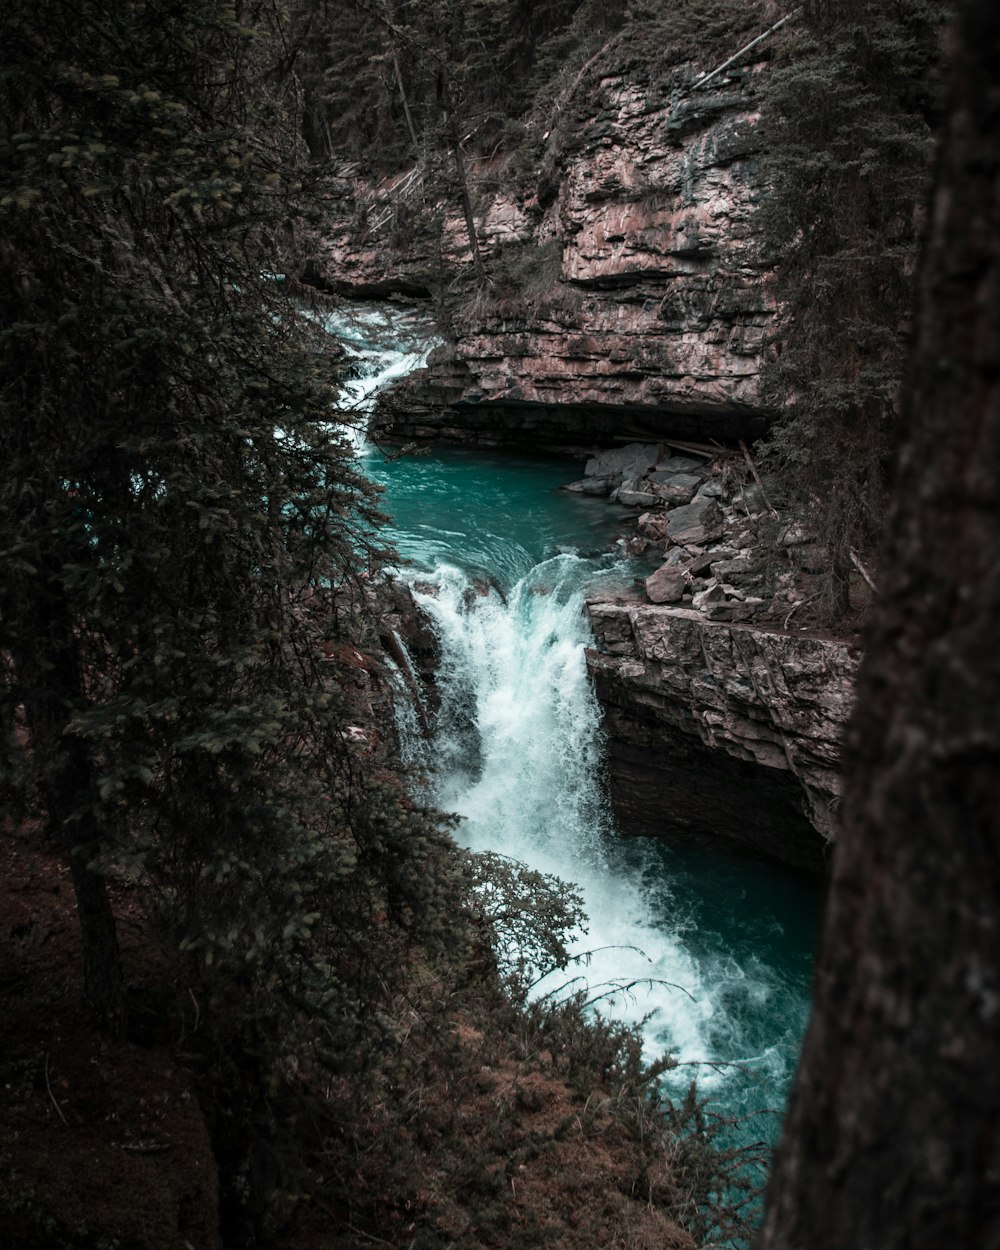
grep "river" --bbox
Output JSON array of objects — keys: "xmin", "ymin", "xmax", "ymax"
[{"xmin": 333, "ymin": 302, "xmax": 821, "ymax": 1199}]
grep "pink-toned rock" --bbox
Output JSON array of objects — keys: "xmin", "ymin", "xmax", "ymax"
[
  {"xmin": 637, "ymin": 511, "xmax": 670, "ymax": 541},
  {"xmin": 585, "ymin": 600, "xmax": 862, "ymax": 868},
  {"xmin": 322, "ymin": 59, "xmax": 778, "ymax": 447},
  {"xmin": 645, "ymin": 565, "xmax": 687, "ymax": 603},
  {"xmin": 618, "ymin": 482, "xmax": 659, "ymax": 507},
  {"xmin": 665, "ymin": 498, "xmax": 724, "ymax": 545}
]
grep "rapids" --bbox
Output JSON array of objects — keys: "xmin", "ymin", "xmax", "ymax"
[
  {"xmin": 333, "ymin": 300, "xmax": 820, "ymax": 1189},
  {"xmin": 366, "ymin": 446, "xmax": 820, "ymax": 1135}
]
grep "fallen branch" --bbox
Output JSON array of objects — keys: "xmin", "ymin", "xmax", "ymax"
[
  {"xmin": 666, "ymin": 437, "xmax": 736, "ymax": 459},
  {"xmin": 44, "ymin": 1053, "xmax": 69, "ymax": 1128},
  {"xmin": 783, "ymin": 591, "xmax": 822, "ymax": 630},
  {"xmin": 692, "ymin": 8, "xmax": 802, "ymax": 93},
  {"xmin": 616, "ymin": 432, "xmax": 736, "ymax": 457},
  {"xmin": 739, "ymin": 440, "xmax": 780, "ymax": 518},
  {"xmin": 849, "ymin": 547, "xmax": 878, "ymax": 594}
]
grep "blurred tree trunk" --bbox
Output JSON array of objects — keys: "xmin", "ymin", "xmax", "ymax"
[
  {"xmin": 20, "ymin": 576, "xmax": 126, "ymax": 1038},
  {"xmin": 756, "ymin": 2, "xmax": 1000, "ymax": 1247}
]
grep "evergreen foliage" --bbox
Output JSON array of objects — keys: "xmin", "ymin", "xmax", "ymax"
[
  {"xmin": 0, "ymin": 2, "xmax": 841, "ymax": 1241},
  {"xmin": 297, "ymin": 0, "xmax": 768, "ymax": 178},
  {"xmin": 757, "ymin": 0, "xmax": 948, "ymax": 617},
  {"xmin": 0, "ymin": 0, "xmax": 461, "ymax": 1184},
  {"xmin": 294, "ymin": 0, "xmax": 590, "ymax": 170}
]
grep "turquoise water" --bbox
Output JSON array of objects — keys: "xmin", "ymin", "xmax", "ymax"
[
  {"xmin": 366, "ymin": 442, "xmax": 821, "ymax": 1179},
  {"xmin": 364, "ymin": 444, "xmax": 644, "ymax": 590},
  {"xmin": 329, "ymin": 300, "xmax": 818, "ymax": 1232}
]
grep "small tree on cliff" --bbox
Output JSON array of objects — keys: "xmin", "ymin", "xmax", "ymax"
[{"xmin": 756, "ymin": 1, "xmax": 1000, "ymax": 1244}]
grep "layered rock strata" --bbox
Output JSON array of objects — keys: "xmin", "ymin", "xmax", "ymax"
[
  {"xmin": 574, "ymin": 439, "xmax": 861, "ymax": 870},
  {"xmin": 321, "ymin": 58, "xmax": 778, "ymax": 447},
  {"xmin": 315, "ymin": 30, "xmax": 866, "ymax": 871},
  {"xmin": 585, "ymin": 600, "xmax": 860, "ymax": 872}
]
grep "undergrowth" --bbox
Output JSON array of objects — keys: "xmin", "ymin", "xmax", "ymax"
[{"xmin": 273, "ymin": 849, "xmax": 765, "ymax": 1250}]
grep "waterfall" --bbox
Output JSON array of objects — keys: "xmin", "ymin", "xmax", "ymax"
[
  {"xmin": 400, "ymin": 556, "xmax": 725, "ymax": 1070},
  {"xmin": 322, "ymin": 303, "xmax": 439, "ymax": 451},
  {"xmin": 329, "ymin": 299, "xmax": 817, "ymax": 1142}
]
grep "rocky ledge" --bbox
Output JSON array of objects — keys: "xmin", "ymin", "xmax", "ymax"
[
  {"xmin": 570, "ymin": 440, "xmax": 863, "ymax": 872},
  {"xmin": 586, "ymin": 599, "xmax": 859, "ymax": 872},
  {"xmin": 331, "ymin": 56, "xmax": 779, "ymax": 449}
]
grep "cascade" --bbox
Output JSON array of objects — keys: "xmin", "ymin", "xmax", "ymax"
[
  {"xmin": 402, "ymin": 558, "xmax": 720, "ymax": 1066},
  {"xmin": 334, "ymin": 302, "xmax": 818, "ymax": 1155},
  {"xmin": 323, "ymin": 302, "xmax": 440, "ymax": 450}
]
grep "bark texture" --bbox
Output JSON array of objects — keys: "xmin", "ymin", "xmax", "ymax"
[{"xmin": 756, "ymin": 3, "xmax": 1000, "ymax": 1246}]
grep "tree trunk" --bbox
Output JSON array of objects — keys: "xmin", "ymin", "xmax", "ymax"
[
  {"xmin": 53, "ymin": 742, "xmax": 128, "ymax": 1039},
  {"xmin": 450, "ymin": 131, "xmax": 487, "ymax": 286},
  {"xmin": 68, "ymin": 857, "xmax": 127, "ymax": 1036},
  {"xmin": 756, "ymin": 3, "xmax": 1000, "ymax": 1246},
  {"xmin": 391, "ymin": 45, "xmax": 420, "ymax": 153},
  {"xmin": 437, "ymin": 72, "xmax": 487, "ymax": 286},
  {"xmin": 21, "ymin": 584, "xmax": 127, "ymax": 1038}
]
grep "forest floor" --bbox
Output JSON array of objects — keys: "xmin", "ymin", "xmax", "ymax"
[
  {"xmin": 0, "ymin": 818, "xmax": 219, "ymax": 1249},
  {"xmin": 0, "ymin": 819, "xmax": 701, "ymax": 1250}
]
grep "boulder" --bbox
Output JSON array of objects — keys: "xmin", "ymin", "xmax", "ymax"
[
  {"xmin": 686, "ymin": 548, "xmax": 718, "ymax": 575},
  {"xmin": 703, "ymin": 544, "xmax": 738, "ymax": 561},
  {"xmin": 649, "ymin": 470, "xmax": 702, "ymax": 490},
  {"xmin": 619, "ymin": 485, "xmax": 659, "ymax": 507},
  {"xmin": 655, "ymin": 454, "xmax": 705, "ymax": 475},
  {"xmin": 585, "ymin": 442, "xmax": 661, "ymax": 484},
  {"xmin": 637, "ymin": 511, "xmax": 670, "ymax": 541},
  {"xmin": 649, "ymin": 471, "xmax": 702, "ymax": 504},
  {"xmin": 665, "ymin": 497, "xmax": 724, "ymax": 545},
  {"xmin": 662, "ymin": 545, "xmax": 693, "ymax": 567},
  {"xmin": 710, "ymin": 556, "xmax": 763, "ymax": 588},
  {"xmin": 692, "ymin": 582, "xmax": 725, "ymax": 611},
  {"xmin": 563, "ymin": 476, "xmax": 616, "ymax": 495},
  {"xmin": 706, "ymin": 601, "xmax": 735, "ymax": 621},
  {"xmin": 645, "ymin": 565, "xmax": 687, "ymax": 603}
]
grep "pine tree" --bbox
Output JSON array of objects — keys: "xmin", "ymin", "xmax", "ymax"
[{"xmin": 0, "ymin": 0, "xmax": 455, "ymax": 1047}]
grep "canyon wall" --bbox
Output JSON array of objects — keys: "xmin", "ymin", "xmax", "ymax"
[
  {"xmin": 586, "ymin": 600, "xmax": 860, "ymax": 872},
  {"xmin": 317, "ymin": 36, "xmax": 861, "ymax": 871},
  {"xmin": 319, "ymin": 55, "xmax": 777, "ymax": 448}
]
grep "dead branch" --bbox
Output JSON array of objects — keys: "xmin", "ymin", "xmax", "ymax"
[
  {"xmin": 849, "ymin": 548, "xmax": 878, "ymax": 594},
  {"xmin": 739, "ymin": 440, "xmax": 780, "ymax": 518},
  {"xmin": 783, "ymin": 591, "xmax": 822, "ymax": 630},
  {"xmin": 44, "ymin": 1053, "xmax": 69, "ymax": 1128}
]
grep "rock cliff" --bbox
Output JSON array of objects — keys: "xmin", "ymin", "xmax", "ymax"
[
  {"xmin": 317, "ymin": 54, "xmax": 777, "ymax": 447},
  {"xmin": 586, "ymin": 600, "xmax": 860, "ymax": 871},
  {"xmin": 314, "ymin": 26, "xmax": 864, "ymax": 871}
]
